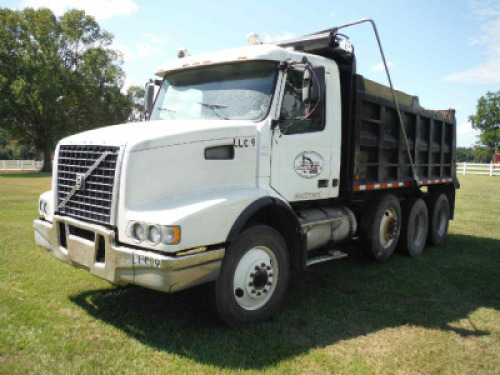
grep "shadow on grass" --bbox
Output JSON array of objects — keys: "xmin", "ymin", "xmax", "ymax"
[{"xmin": 70, "ymin": 234, "xmax": 499, "ymax": 370}]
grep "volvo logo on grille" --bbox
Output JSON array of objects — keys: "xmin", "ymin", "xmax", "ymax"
[
  {"xmin": 75, "ymin": 173, "xmax": 86, "ymax": 191},
  {"xmin": 59, "ymin": 150, "xmax": 111, "ymax": 209}
]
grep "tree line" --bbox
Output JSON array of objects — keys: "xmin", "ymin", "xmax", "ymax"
[
  {"xmin": 456, "ymin": 146, "xmax": 497, "ymax": 163},
  {"xmin": 0, "ymin": 7, "xmax": 144, "ymax": 172}
]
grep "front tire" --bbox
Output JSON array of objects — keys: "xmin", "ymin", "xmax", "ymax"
[{"xmin": 215, "ymin": 225, "xmax": 290, "ymax": 327}]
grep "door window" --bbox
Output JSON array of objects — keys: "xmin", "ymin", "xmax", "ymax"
[{"xmin": 279, "ymin": 67, "xmax": 325, "ymax": 135}]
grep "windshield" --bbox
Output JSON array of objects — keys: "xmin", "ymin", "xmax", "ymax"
[{"xmin": 151, "ymin": 61, "xmax": 278, "ymax": 121}]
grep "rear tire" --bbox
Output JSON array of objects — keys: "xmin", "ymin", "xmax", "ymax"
[
  {"xmin": 360, "ymin": 194, "xmax": 402, "ymax": 262},
  {"xmin": 215, "ymin": 225, "xmax": 290, "ymax": 327},
  {"xmin": 426, "ymin": 193, "xmax": 450, "ymax": 246},
  {"xmin": 399, "ymin": 198, "xmax": 428, "ymax": 257}
]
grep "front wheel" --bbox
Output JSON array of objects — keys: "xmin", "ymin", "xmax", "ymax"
[{"xmin": 215, "ymin": 225, "xmax": 290, "ymax": 327}]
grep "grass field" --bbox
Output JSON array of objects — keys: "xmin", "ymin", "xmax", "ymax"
[{"xmin": 0, "ymin": 174, "xmax": 499, "ymax": 374}]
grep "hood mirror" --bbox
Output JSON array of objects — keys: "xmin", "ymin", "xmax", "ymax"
[{"xmin": 144, "ymin": 79, "xmax": 161, "ymax": 120}]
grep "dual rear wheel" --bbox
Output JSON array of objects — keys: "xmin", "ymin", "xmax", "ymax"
[{"xmin": 360, "ymin": 192, "xmax": 450, "ymax": 261}]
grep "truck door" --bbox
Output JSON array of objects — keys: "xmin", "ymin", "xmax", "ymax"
[{"xmin": 271, "ymin": 64, "xmax": 340, "ymax": 202}]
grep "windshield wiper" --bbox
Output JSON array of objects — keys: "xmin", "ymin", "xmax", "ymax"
[
  {"xmin": 158, "ymin": 107, "xmax": 176, "ymax": 119},
  {"xmin": 198, "ymin": 102, "xmax": 229, "ymax": 120}
]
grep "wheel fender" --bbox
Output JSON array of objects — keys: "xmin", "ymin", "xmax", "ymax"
[{"xmin": 226, "ymin": 197, "xmax": 306, "ymax": 271}]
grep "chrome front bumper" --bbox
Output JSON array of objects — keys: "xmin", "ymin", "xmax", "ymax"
[{"xmin": 34, "ymin": 215, "xmax": 225, "ymax": 292}]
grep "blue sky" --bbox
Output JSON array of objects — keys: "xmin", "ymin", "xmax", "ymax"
[{"xmin": 5, "ymin": 0, "xmax": 500, "ymax": 146}]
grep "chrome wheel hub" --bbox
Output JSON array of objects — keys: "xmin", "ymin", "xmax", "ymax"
[{"xmin": 233, "ymin": 246, "xmax": 279, "ymax": 311}]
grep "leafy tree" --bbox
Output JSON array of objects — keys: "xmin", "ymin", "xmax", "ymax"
[
  {"xmin": 469, "ymin": 91, "xmax": 500, "ymax": 154},
  {"xmin": 456, "ymin": 147, "xmax": 474, "ymax": 162},
  {"xmin": 0, "ymin": 8, "xmax": 135, "ymax": 172},
  {"xmin": 456, "ymin": 146, "xmax": 493, "ymax": 163},
  {"xmin": 472, "ymin": 146, "xmax": 493, "ymax": 163}
]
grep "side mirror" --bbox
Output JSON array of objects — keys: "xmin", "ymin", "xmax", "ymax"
[
  {"xmin": 302, "ymin": 67, "xmax": 312, "ymax": 105},
  {"xmin": 302, "ymin": 66, "xmax": 325, "ymax": 108},
  {"xmin": 144, "ymin": 81, "xmax": 156, "ymax": 120}
]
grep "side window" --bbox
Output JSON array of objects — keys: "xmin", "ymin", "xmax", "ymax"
[{"xmin": 279, "ymin": 66, "xmax": 325, "ymax": 135}]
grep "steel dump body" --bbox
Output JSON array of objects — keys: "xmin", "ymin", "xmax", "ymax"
[{"xmin": 347, "ymin": 75, "xmax": 456, "ymax": 190}]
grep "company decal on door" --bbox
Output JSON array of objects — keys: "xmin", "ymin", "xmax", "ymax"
[{"xmin": 294, "ymin": 151, "xmax": 324, "ymax": 179}]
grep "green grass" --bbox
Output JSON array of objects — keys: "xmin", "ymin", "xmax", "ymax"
[{"xmin": 0, "ymin": 174, "xmax": 499, "ymax": 374}]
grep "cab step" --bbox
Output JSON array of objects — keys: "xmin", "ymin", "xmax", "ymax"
[{"xmin": 306, "ymin": 250, "xmax": 348, "ymax": 267}]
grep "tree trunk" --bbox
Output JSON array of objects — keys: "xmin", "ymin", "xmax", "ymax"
[{"xmin": 40, "ymin": 145, "xmax": 53, "ymax": 173}]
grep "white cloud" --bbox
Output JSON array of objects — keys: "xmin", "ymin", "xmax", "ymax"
[
  {"xmin": 113, "ymin": 33, "xmax": 166, "ymax": 61},
  {"xmin": 262, "ymin": 32, "xmax": 295, "ymax": 43},
  {"xmin": 444, "ymin": 1, "xmax": 500, "ymax": 83},
  {"xmin": 370, "ymin": 61, "xmax": 394, "ymax": 71},
  {"xmin": 22, "ymin": 0, "xmax": 138, "ymax": 20},
  {"xmin": 457, "ymin": 121, "xmax": 477, "ymax": 135},
  {"xmin": 457, "ymin": 121, "xmax": 481, "ymax": 147}
]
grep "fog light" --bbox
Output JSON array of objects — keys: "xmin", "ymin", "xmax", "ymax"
[
  {"xmin": 146, "ymin": 225, "xmax": 162, "ymax": 246},
  {"xmin": 131, "ymin": 222, "xmax": 145, "ymax": 243},
  {"xmin": 162, "ymin": 226, "xmax": 181, "ymax": 245}
]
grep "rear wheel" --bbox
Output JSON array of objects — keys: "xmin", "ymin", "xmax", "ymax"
[
  {"xmin": 426, "ymin": 193, "xmax": 450, "ymax": 246},
  {"xmin": 399, "ymin": 198, "xmax": 428, "ymax": 257},
  {"xmin": 215, "ymin": 225, "xmax": 290, "ymax": 327},
  {"xmin": 360, "ymin": 194, "xmax": 402, "ymax": 262}
]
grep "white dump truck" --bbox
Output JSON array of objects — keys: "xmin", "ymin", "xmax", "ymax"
[{"xmin": 34, "ymin": 20, "xmax": 458, "ymax": 326}]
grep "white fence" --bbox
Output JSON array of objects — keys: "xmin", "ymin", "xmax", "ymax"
[
  {"xmin": 0, "ymin": 160, "xmax": 43, "ymax": 171},
  {"xmin": 1, "ymin": 160, "xmax": 499, "ymax": 176},
  {"xmin": 457, "ymin": 162, "xmax": 500, "ymax": 176}
]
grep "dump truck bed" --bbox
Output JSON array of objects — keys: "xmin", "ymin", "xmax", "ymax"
[{"xmin": 350, "ymin": 75, "xmax": 456, "ymax": 189}]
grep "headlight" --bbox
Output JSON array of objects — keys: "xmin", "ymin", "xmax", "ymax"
[
  {"xmin": 128, "ymin": 221, "xmax": 181, "ymax": 245},
  {"xmin": 146, "ymin": 225, "xmax": 162, "ymax": 246},
  {"xmin": 131, "ymin": 222, "xmax": 145, "ymax": 243}
]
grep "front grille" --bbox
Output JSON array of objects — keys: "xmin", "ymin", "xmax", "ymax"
[{"xmin": 57, "ymin": 145, "xmax": 120, "ymax": 225}]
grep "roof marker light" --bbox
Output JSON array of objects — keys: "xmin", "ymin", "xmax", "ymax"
[
  {"xmin": 247, "ymin": 32, "xmax": 262, "ymax": 45},
  {"xmin": 177, "ymin": 48, "xmax": 190, "ymax": 58}
]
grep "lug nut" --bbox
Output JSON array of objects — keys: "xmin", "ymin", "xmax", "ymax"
[
  {"xmin": 255, "ymin": 265, "xmax": 259, "ymax": 270},
  {"xmin": 250, "ymin": 273, "xmax": 254, "ymax": 277},
  {"xmin": 266, "ymin": 266, "xmax": 271, "ymax": 270},
  {"xmin": 257, "ymin": 292, "xmax": 261, "ymax": 296},
  {"xmin": 267, "ymin": 282, "xmax": 272, "ymax": 286},
  {"xmin": 249, "ymin": 282, "xmax": 253, "ymax": 286},
  {"xmin": 263, "ymin": 289, "xmax": 268, "ymax": 293},
  {"xmin": 269, "ymin": 273, "xmax": 273, "ymax": 277},
  {"xmin": 261, "ymin": 263, "xmax": 266, "ymax": 268},
  {"xmin": 251, "ymin": 290, "xmax": 256, "ymax": 294}
]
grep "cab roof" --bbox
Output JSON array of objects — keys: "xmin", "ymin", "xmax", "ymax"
[{"xmin": 155, "ymin": 44, "xmax": 315, "ymax": 77}]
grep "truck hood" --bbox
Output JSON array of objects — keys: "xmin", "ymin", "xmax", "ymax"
[{"xmin": 58, "ymin": 120, "xmax": 259, "ymax": 151}]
